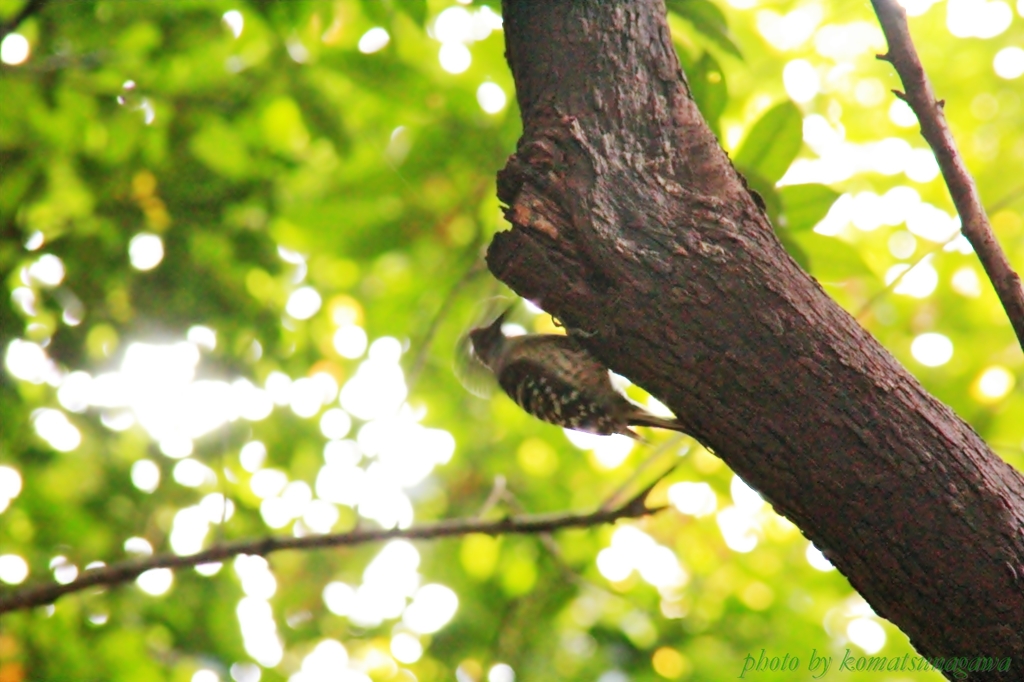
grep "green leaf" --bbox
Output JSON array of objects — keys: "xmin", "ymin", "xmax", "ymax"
[
  {"xmin": 666, "ymin": 0, "xmax": 743, "ymax": 59},
  {"xmin": 397, "ymin": 0, "xmax": 428, "ymax": 27},
  {"xmin": 734, "ymin": 101, "xmax": 803, "ymax": 185},
  {"xmin": 260, "ymin": 97, "xmax": 310, "ymax": 156},
  {"xmin": 674, "ymin": 37, "xmax": 695, "ymax": 74},
  {"xmin": 189, "ymin": 118, "xmax": 252, "ymax": 180},
  {"xmin": 791, "ymin": 232, "xmax": 873, "ymax": 282},
  {"xmin": 779, "ymin": 184, "xmax": 840, "ymax": 232},
  {"xmin": 778, "ymin": 231, "xmax": 811, "ymax": 271},
  {"xmin": 689, "ymin": 52, "xmax": 727, "ymax": 135}
]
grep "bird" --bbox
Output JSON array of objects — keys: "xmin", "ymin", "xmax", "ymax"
[{"xmin": 467, "ymin": 308, "xmax": 690, "ymax": 439}]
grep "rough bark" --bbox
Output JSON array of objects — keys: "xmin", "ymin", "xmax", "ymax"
[{"xmin": 492, "ymin": 0, "xmax": 1024, "ymax": 674}]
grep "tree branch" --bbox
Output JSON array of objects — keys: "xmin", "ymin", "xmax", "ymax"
[
  {"xmin": 493, "ymin": 0, "xmax": 1024, "ymax": 664},
  {"xmin": 406, "ymin": 256, "xmax": 486, "ymax": 391},
  {"xmin": 856, "ymin": 233, "xmax": 957, "ymax": 321},
  {"xmin": 0, "ymin": 0, "xmax": 47, "ymax": 42},
  {"xmin": 600, "ymin": 434, "xmax": 686, "ymax": 511},
  {"xmin": 871, "ymin": 0, "xmax": 1024, "ymax": 352},
  {"xmin": 857, "ymin": 184, "xmax": 1024, "ymax": 321},
  {"xmin": 0, "ymin": 486, "xmax": 662, "ymax": 615}
]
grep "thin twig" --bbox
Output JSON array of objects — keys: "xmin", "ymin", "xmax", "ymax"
[
  {"xmin": 217, "ymin": 428, "xmax": 230, "ymax": 536},
  {"xmin": 0, "ymin": 0, "xmax": 47, "ymax": 42},
  {"xmin": 856, "ymin": 184, "xmax": 1024, "ymax": 321},
  {"xmin": 856, "ymin": 233, "xmax": 958, "ymax": 321},
  {"xmin": 602, "ymin": 460, "xmax": 680, "ymax": 518},
  {"xmin": 0, "ymin": 486, "xmax": 661, "ymax": 614},
  {"xmin": 500, "ymin": 488, "xmax": 582, "ymax": 584},
  {"xmin": 987, "ymin": 184, "xmax": 1024, "ymax": 214},
  {"xmin": 406, "ymin": 257, "xmax": 487, "ymax": 391},
  {"xmin": 871, "ymin": 0, "xmax": 1024, "ymax": 352},
  {"xmin": 403, "ymin": 173, "xmax": 494, "ymax": 390},
  {"xmin": 475, "ymin": 474, "xmax": 508, "ymax": 519},
  {"xmin": 600, "ymin": 432, "xmax": 687, "ymax": 511}
]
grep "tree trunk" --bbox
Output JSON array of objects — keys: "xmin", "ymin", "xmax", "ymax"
[{"xmin": 491, "ymin": 0, "xmax": 1024, "ymax": 675}]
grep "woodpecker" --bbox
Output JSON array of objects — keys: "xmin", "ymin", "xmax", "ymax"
[{"xmin": 468, "ymin": 310, "xmax": 690, "ymax": 439}]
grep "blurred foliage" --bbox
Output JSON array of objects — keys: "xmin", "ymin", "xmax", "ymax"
[{"xmin": 1, "ymin": 0, "xmax": 1022, "ymax": 681}]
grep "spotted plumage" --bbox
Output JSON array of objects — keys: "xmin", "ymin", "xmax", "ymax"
[{"xmin": 467, "ymin": 310, "xmax": 690, "ymax": 439}]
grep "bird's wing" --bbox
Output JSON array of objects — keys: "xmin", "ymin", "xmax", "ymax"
[
  {"xmin": 508, "ymin": 336, "xmax": 614, "ymax": 392},
  {"xmin": 454, "ymin": 331, "xmax": 497, "ymax": 398},
  {"xmin": 497, "ymin": 355, "xmax": 613, "ymax": 432}
]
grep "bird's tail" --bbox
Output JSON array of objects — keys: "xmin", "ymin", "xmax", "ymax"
[{"xmin": 628, "ymin": 412, "xmax": 691, "ymax": 434}]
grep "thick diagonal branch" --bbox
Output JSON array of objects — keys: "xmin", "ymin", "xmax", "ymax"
[{"xmin": 492, "ymin": 0, "xmax": 1024, "ymax": 671}]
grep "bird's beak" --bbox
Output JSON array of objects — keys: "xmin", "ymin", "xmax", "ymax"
[{"xmin": 490, "ymin": 306, "xmax": 512, "ymax": 329}]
